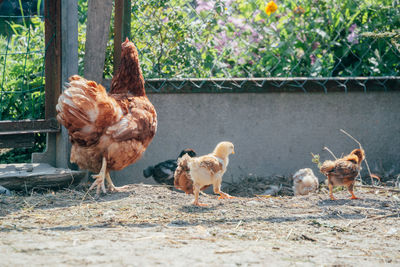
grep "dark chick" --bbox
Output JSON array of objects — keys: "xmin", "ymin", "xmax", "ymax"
[
  {"xmin": 320, "ymin": 148, "xmax": 365, "ymax": 200},
  {"xmin": 143, "ymin": 149, "xmax": 196, "ymax": 186}
]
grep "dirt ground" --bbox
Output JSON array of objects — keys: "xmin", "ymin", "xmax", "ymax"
[{"xmin": 1, "ymin": 180, "xmax": 400, "ymax": 266}]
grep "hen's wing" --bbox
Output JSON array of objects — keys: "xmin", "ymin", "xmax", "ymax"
[
  {"xmin": 107, "ymin": 95, "xmax": 157, "ymax": 144},
  {"xmin": 56, "ymin": 75, "xmax": 123, "ymax": 146}
]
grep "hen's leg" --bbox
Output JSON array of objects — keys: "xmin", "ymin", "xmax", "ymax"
[
  {"xmin": 347, "ymin": 182, "xmax": 359, "ymax": 200},
  {"xmin": 193, "ymin": 184, "xmax": 207, "ymax": 206},
  {"xmin": 89, "ymin": 156, "xmax": 107, "ymax": 195},
  {"xmin": 105, "ymin": 172, "xmax": 129, "ymax": 193},
  {"xmin": 328, "ymin": 183, "xmax": 336, "ymax": 200}
]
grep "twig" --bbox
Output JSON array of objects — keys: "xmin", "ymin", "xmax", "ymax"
[
  {"xmin": 340, "ymin": 129, "xmax": 374, "ymax": 184},
  {"xmin": 369, "ymin": 212, "xmax": 399, "ymax": 220},
  {"xmin": 323, "ymin": 146, "xmax": 337, "ymax": 160},
  {"xmin": 286, "ymin": 229, "xmax": 293, "ymax": 240},
  {"xmin": 235, "ymin": 220, "xmax": 242, "ymax": 230},
  {"xmin": 358, "ymin": 185, "xmax": 400, "ymax": 193},
  {"xmin": 300, "ymin": 234, "xmax": 317, "ymax": 242}
]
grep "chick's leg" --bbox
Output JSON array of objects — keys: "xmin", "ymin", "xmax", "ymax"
[
  {"xmin": 193, "ymin": 184, "xmax": 207, "ymax": 207},
  {"xmin": 328, "ymin": 183, "xmax": 336, "ymax": 200},
  {"xmin": 214, "ymin": 180, "xmax": 235, "ymax": 200},
  {"xmin": 347, "ymin": 182, "xmax": 359, "ymax": 200},
  {"xmin": 89, "ymin": 156, "xmax": 107, "ymax": 195}
]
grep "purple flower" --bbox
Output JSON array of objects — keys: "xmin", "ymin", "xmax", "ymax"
[
  {"xmin": 349, "ymin": 23, "xmax": 357, "ymax": 33},
  {"xmin": 161, "ymin": 17, "xmax": 169, "ymax": 24},
  {"xmin": 214, "ymin": 31, "xmax": 229, "ymax": 53},
  {"xmin": 312, "ymin": 42, "xmax": 320, "ymax": 51},
  {"xmin": 238, "ymin": 57, "xmax": 246, "ymax": 65},
  {"xmin": 196, "ymin": 0, "xmax": 215, "ymax": 13},
  {"xmin": 250, "ymin": 30, "xmax": 262, "ymax": 43},
  {"xmin": 225, "ymin": 0, "xmax": 235, "ymax": 6},
  {"xmin": 228, "ymin": 17, "xmax": 245, "ymax": 27},
  {"xmin": 347, "ymin": 24, "xmax": 359, "ymax": 44},
  {"xmin": 194, "ymin": 42, "xmax": 204, "ymax": 50},
  {"xmin": 310, "ymin": 54, "xmax": 316, "ymax": 65}
]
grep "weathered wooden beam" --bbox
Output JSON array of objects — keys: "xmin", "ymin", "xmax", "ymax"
[
  {"xmin": 0, "ymin": 119, "xmax": 59, "ymax": 135},
  {"xmin": 0, "ymin": 134, "xmax": 34, "ymax": 148},
  {"xmin": 44, "ymin": 0, "xmax": 61, "ymax": 120},
  {"xmin": 113, "ymin": 0, "xmax": 131, "ymax": 74},
  {"xmin": 84, "ymin": 0, "xmax": 113, "ymax": 83},
  {"xmin": 0, "ymin": 163, "xmax": 86, "ymax": 191}
]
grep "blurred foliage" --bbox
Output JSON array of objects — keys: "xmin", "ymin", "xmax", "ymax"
[
  {"xmin": 122, "ymin": 0, "xmax": 400, "ymax": 78},
  {"xmin": 75, "ymin": 0, "xmax": 400, "ymax": 78}
]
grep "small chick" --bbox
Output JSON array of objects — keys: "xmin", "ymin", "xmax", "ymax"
[
  {"xmin": 184, "ymin": 141, "xmax": 235, "ymax": 206},
  {"xmin": 174, "ymin": 153, "xmax": 210, "ymax": 194},
  {"xmin": 320, "ymin": 148, "xmax": 365, "ymax": 200},
  {"xmin": 292, "ymin": 168, "xmax": 319, "ymax": 196},
  {"xmin": 143, "ymin": 149, "xmax": 196, "ymax": 186}
]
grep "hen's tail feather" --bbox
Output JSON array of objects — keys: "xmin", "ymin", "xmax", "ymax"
[
  {"xmin": 56, "ymin": 75, "xmax": 123, "ymax": 145},
  {"xmin": 143, "ymin": 166, "xmax": 154, "ymax": 178}
]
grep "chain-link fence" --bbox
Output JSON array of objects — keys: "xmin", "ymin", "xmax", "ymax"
[{"xmin": 127, "ymin": 0, "xmax": 399, "ymax": 80}]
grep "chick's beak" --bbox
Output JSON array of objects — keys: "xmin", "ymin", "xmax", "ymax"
[{"xmin": 232, "ymin": 150, "xmax": 235, "ymax": 154}]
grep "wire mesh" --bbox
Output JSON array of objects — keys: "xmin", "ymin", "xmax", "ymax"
[
  {"xmin": 127, "ymin": 0, "xmax": 399, "ymax": 82},
  {"xmin": 0, "ymin": 0, "xmax": 45, "ymax": 121}
]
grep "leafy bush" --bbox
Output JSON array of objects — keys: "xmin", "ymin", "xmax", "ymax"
[{"xmin": 125, "ymin": 0, "xmax": 399, "ymax": 78}]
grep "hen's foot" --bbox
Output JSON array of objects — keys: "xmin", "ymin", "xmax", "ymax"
[
  {"xmin": 329, "ymin": 195, "xmax": 337, "ymax": 200},
  {"xmin": 217, "ymin": 192, "xmax": 236, "ymax": 200},
  {"xmin": 350, "ymin": 194, "xmax": 359, "ymax": 200},
  {"xmin": 193, "ymin": 200, "xmax": 208, "ymax": 207},
  {"xmin": 89, "ymin": 174, "xmax": 106, "ymax": 196},
  {"xmin": 108, "ymin": 184, "xmax": 130, "ymax": 193}
]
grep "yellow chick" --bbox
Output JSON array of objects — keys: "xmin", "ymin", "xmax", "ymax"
[{"xmin": 182, "ymin": 141, "xmax": 235, "ymax": 206}]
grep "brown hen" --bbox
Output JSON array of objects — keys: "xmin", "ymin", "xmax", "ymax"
[
  {"xmin": 56, "ymin": 38, "xmax": 157, "ymax": 195},
  {"xmin": 320, "ymin": 148, "xmax": 365, "ymax": 200}
]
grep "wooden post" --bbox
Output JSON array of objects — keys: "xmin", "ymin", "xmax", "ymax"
[
  {"xmin": 114, "ymin": 0, "xmax": 131, "ymax": 74},
  {"xmin": 56, "ymin": 0, "xmax": 79, "ymax": 169},
  {"xmin": 33, "ymin": 0, "xmax": 79, "ymax": 168},
  {"xmin": 44, "ymin": 0, "xmax": 61, "ymax": 121},
  {"xmin": 32, "ymin": 0, "xmax": 62, "ymax": 166},
  {"xmin": 84, "ymin": 0, "xmax": 113, "ymax": 83}
]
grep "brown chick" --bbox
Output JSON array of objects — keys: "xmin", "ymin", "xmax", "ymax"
[
  {"xmin": 174, "ymin": 153, "xmax": 210, "ymax": 194},
  {"xmin": 320, "ymin": 148, "xmax": 365, "ymax": 200},
  {"xmin": 182, "ymin": 141, "xmax": 235, "ymax": 206}
]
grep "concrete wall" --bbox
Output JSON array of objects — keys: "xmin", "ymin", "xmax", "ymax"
[{"xmin": 111, "ymin": 91, "xmax": 400, "ymax": 186}]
